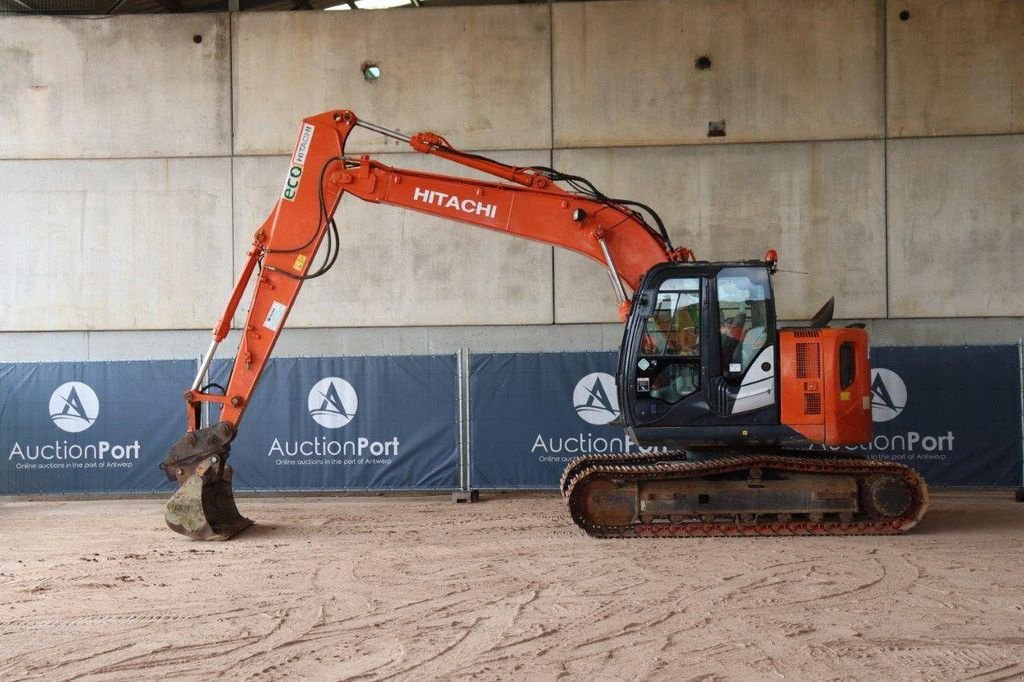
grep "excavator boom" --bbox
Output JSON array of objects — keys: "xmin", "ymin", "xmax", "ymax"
[
  {"xmin": 161, "ymin": 109, "xmax": 687, "ymax": 538},
  {"xmin": 188, "ymin": 110, "xmax": 682, "ymax": 431}
]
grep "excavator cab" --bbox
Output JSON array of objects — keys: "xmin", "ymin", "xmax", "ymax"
[
  {"xmin": 619, "ymin": 260, "xmax": 786, "ymax": 449},
  {"xmin": 561, "ymin": 259, "xmax": 928, "ymax": 537}
]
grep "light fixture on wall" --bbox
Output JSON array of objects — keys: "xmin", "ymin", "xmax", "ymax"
[
  {"xmin": 362, "ymin": 63, "xmax": 382, "ymax": 81},
  {"xmin": 326, "ymin": 0, "xmax": 413, "ymax": 9}
]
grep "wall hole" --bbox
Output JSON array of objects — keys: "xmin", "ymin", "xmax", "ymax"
[
  {"xmin": 708, "ymin": 119, "xmax": 726, "ymax": 137},
  {"xmin": 695, "ymin": 55, "xmax": 712, "ymax": 70},
  {"xmin": 899, "ymin": 10, "xmax": 910, "ymax": 21},
  {"xmin": 193, "ymin": 34, "xmax": 203, "ymax": 44},
  {"xmin": 362, "ymin": 63, "xmax": 382, "ymax": 81}
]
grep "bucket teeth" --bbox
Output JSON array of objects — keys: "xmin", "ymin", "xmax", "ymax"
[{"xmin": 162, "ymin": 422, "xmax": 254, "ymax": 541}]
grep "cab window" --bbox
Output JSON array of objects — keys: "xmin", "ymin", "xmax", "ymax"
[
  {"xmin": 640, "ymin": 277, "xmax": 700, "ymax": 404},
  {"xmin": 642, "ymin": 278, "xmax": 700, "ymax": 357},
  {"xmin": 839, "ymin": 341, "xmax": 856, "ymax": 389},
  {"xmin": 718, "ymin": 268, "xmax": 774, "ymax": 376}
]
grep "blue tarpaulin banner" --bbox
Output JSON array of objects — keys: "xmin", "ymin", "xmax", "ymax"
[
  {"xmin": 209, "ymin": 355, "xmax": 459, "ymax": 491},
  {"xmin": 469, "ymin": 346, "xmax": 1023, "ymax": 490},
  {"xmin": 839, "ymin": 345, "xmax": 1022, "ymax": 487},
  {"xmin": 0, "ymin": 360, "xmax": 191, "ymax": 494},
  {"xmin": 2, "ymin": 347, "xmax": 1019, "ymax": 495},
  {"xmin": 469, "ymin": 352, "xmax": 655, "ymax": 489}
]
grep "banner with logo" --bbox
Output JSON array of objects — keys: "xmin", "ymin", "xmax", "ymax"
[
  {"xmin": 469, "ymin": 352, "xmax": 660, "ymax": 489},
  {"xmin": 827, "ymin": 345, "xmax": 1022, "ymax": 486},
  {"xmin": 469, "ymin": 347, "xmax": 1023, "ymax": 490},
  {"xmin": 0, "ymin": 361, "xmax": 191, "ymax": 494},
  {"xmin": 210, "ymin": 355, "xmax": 459, "ymax": 491},
  {"xmin": 2, "ymin": 346, "xmax": 1019, "ymax": 496}
]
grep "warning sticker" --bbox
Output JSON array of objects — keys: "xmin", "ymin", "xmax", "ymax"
[{"xmin": 263, "ymin": 301, "xmax": 288, "ymax": 332}]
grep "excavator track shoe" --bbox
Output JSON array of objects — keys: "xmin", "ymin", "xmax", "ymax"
[{"xmin": 161, "ymin": 422, "xmax": 253, "ymax": 541}]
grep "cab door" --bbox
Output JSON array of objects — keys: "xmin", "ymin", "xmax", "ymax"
[
  {"xmin": 709, "ymin": 266, "xmax": 779, "ymax": 421},
  {"xmin": 618, "ymin": 263, "xmax": 779, "ymax": 430},
  {"xmin": 618, "ymin": 264, "xmax": 712, "ymax": 428}
]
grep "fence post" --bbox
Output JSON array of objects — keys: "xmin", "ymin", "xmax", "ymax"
[
  {"xmin": 453, "ymin": 348, "xmax": 478, "ymax": 503},
  {"xmin": 1017, "ymin": 339, "xmax": 1023, "ymax": 502}
]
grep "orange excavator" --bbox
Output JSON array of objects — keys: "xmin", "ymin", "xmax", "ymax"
[{"xmin": 161, "ymin": 109, "xmax": 929, "ymax": 540}]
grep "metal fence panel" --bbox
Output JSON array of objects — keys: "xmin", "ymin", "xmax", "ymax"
[
  {"xmin": 469, "ymin": 352, "xmax": 654, "ymax": 489},
  {"xmin": 849, "ymin": 345, "xmax": 1021, "ymax": 486},
  {"xmin": 210, "ymin": 355, "xmax": 459, "ymax": 491},
  {"xmin": 469, "ymin": 346, "xmax": 1023, "ymax": 490},
  {"xmin": 0, "ymin": 360, "xmax": 191, "ymax": 494}
]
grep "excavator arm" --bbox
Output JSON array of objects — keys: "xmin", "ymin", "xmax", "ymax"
[{"xmin": 161, "ymin": 109, "xmax": 692, "ymax": 539}]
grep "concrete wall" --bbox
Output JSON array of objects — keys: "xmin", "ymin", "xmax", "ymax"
[
  {"xmin": 232, "ymin": 150, "xmax": 554, "ymax": 327},
  {"xmin": 888, "ymin": 135, "xmax": 1024, "ymax": 318},
  {"xmin": 887, "ymin": 0, "xmax": 1024, "ymax": 137},
  {"xmin": 0, "ymin": 0, "xmax": 1022, "ymax": 360},
  {"xmin": 552, "ymin": 0, "xmax": 885, "ymax": 146},
  {"xmin": 232, "ymin": 7, "xmax": 552, "ymax": 155},
  {"xmin": 0, "ymin": 15, "xmax": 230, "ymax": 158},
  {"xmin": 552, "ymin": 141, "xmax": 886, "ymax": 322},
  {"xmin": 0, "ymin": 158, "xmax": 234, "ymax": 331}
]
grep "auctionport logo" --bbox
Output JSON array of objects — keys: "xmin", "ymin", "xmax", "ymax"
[
  {"xmin": 49, "ymin": 382, "xmax": 99, "ymax": 433},
  {"xmin": 531, "ymin": 371, "xmax": 660, "ymax": 459},
  {"xmin": 573, "ymin": 372, "xmax": 619, "ymax": 425},
  {"xmin": 871, "ymin": 368, "xmax": 907, "ymax": 423},
  {"xmin": 8, "ymin": 380, "xmax": 140, "ymax": 467},
  {"xmin": 307, "ymin": 377, "xmax": 358, "ymax": 429},
  {"xmin": 269, "ymin": 376, "xmax": 398, "ymax": 463}
]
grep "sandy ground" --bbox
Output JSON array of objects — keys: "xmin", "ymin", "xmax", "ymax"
[{"xmin": 0, "ymin": 491, "xmax": 1022, "ymax": 681}]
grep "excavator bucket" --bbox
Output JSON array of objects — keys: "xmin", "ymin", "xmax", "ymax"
[{"xmin": 161, "ymin": 422, "xmax": 253, "ymax": 540}]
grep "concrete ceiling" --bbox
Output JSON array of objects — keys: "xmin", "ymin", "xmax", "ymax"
[{"xmin": 0, "ymin": 0, "xmax": 556, "ymax": 15}]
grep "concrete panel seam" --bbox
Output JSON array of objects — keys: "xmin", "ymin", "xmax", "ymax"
[
  {"xmin": 228, "ymin": 148, "xmax": 555, "ymax": 161},
  {"xmin": 549, "ymin": 135, "xmax": 887, "ymax": 152},
  {"xmin": 0, "ymin": 153, "xmax": 234, "ymax": 162},
  {"xmin": 552, "ymin": 129, "xmax": 1024, "ymax": 152},
  {"xmin": 883, "ymin": 0, "xmax": 890, "ymax": 319},
  {"xmin": 229, "ymin": 15, "xmax": 237, "ymax": 315}
]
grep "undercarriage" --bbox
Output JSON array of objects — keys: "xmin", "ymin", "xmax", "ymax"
[{"xmin": 562, "ymin": 451, "xmax": 929, "ymax": 537}]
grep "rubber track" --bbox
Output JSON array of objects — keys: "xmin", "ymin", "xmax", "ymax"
[
  {"xmin": 562, "ymin": 453, "xmax": 929, "ymax": 538},
  {"xmin": 559, "ymin": 451, "xmax": 681, "ymax": 496}
]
